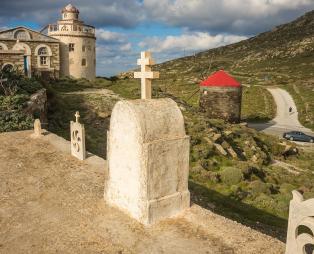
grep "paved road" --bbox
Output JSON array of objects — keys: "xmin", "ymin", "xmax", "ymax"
[{"xmin": 248, "ymin": 88, "xmax": 314, "ymax": 138}]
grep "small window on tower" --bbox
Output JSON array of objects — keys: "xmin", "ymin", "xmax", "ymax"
[
  {"xmin": 69, "ymin": 43, "xmax": 75, "ymax": 52},
  {"xmin": 82, "ymin": 45, "xmax": 86, "ymax": 52},
  {"xmin": 82, "ymin": 59, "xmax": 86, "ymax": 66}
]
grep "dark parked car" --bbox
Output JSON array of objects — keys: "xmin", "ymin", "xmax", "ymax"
[{"xmin": 283, "ymin": 131, "xmax": 314, "ymax": 143}]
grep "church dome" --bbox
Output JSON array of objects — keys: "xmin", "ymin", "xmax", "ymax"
[{"xmin": 62, "ymin": 4, "xmax": 79, "ymax": 13}]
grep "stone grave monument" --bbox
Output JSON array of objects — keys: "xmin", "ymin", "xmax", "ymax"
[
  {"xmin": 31, "ymin": 119, "xmax": 43, "ymax": 138},
  {"xmin": 134, "ymin": 51, "xmax": 159, "ymax": 99},
  {"xmin": 70, "ymin": 111, "xmax": 86, "ymax": 160},
  {"xmin": 104, "ymin": 51, "xmax": 190, "ymax": 224},
  {"xmin": 286, "ymin": 190, "xmax": 314, "ymax": 254}
]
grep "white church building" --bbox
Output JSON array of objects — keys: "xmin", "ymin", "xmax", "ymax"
[{"xmin": 0, "ymin": 4, "xmax": 96, "ymax": 80}]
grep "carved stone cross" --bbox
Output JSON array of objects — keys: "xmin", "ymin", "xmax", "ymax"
[
  {"xmin": 75, "ymin": 111, "xmax": 80, "ymax": 123},
  {"xmin": 134, "ymin": 51, "xmax": 159, "ymax": 99},
  {"xmin": 70, "ymin": 111, "xmax": 86, "ymax": 160}
]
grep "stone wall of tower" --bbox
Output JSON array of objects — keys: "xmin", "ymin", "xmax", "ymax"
[
  {"xmin": 53, "ymin": 35, "xmax": 96, "ymax": 80},
  {"xmin": 199, "ymin": 86, "xmax": 242, "ymax": 123}
]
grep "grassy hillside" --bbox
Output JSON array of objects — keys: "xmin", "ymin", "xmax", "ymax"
[
  {"xmin": 45, "ymin": 77, "xmax": 313, "ymax": 239},
  {"xmin": 45, "ymin": 10, "xmax": 314, "ymax": 237},
  {"xmin": 121, "ymin": 10, "xmax": 314, "ymax": 129}
]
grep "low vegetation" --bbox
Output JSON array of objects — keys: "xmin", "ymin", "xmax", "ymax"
[
  {"xmin": 44, "ymin": 77, "xmax": 314, "ymax": 237},
  {"xmin": 0, "ymin": 67, "xmax": 43, "ymax": 132},
  {"xmin": 2, "ymin": 10, "xmax": 314, "ymax": 238}
]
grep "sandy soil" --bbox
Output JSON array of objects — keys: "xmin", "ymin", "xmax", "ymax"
[{"xmin": 0, "ymin": 131, "xmax": 285, "ymax": 254}]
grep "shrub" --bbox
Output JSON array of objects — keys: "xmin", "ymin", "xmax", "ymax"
[
  {"xmin": 280, "ymin": 183, "xmax": 297, "ymax": 194},
  {"xmin": 249, "ymin": 180, "xmax": 270, "ymax": 196},
  {"xmin": 220, "ymin": 167, "xmax": 243, "ymax": 185},
  {"xmin": 0, "ymin": 111, "xmax": 33, "ymax": 132},
  {"xmin": 0, "ymin": 95, "xmax": 29, "ymax": 111},
  {"xmin": 242, "ymin": 165, "xmax": 266, "ymax": 181},
  {"xmin": 18, "ymin": 78, "xmax": 43, "ymax": 95}
]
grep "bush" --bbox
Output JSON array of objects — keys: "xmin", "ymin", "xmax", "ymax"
[
  {"xmin": 0, "ymin": 67, "xmax": 43, "ymax": 96},
  {"xmin": 249, "ymin": 180, "xmax": 270, "ymax": 196},
  {"xmin": 242, "ymin": 166, "xmax": 266, "ymax": 181},
  {"xmin": 18, "ymin": 78, "xmax": 43, "ymax": 95},
  {"xmin": 220, "ymin": 167, "xmax": 243, "ymax": 185},
  {"xmin": 280, "ymin": 183, "xmax": 296, "ymax": 194},
  {"xmin": 0, "ymin": 111, "xmax": 33, "ymax": 132},
  {"xmin": 0, "ymin": 95, "xmax": 29, "ymax": 111}
]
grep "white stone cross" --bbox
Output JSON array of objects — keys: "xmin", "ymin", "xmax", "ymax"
[
  {"xmin": 75, "ymin": 111, "xmax": 80, "ymax": 123},
  {"xmin": 134, "ymin": 51, "xmax": 159, "ymax": 99}
]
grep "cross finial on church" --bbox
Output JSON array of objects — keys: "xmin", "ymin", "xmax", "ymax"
[
  {"xmin": 75, "ymin": 111, "xmax": 80, "ymax": 123},
  {"xmin": 134, "ymin": 51, "xmax": 159, "ymax": 99}
]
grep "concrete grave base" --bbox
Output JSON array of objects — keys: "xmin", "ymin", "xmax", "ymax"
[{"xmin": 105, "ymin": 98, "xmax": 190, "ymax": 224}]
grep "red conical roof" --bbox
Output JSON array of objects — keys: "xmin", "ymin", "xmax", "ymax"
[{"xmin": 200, "ymin": 70, "xmax": 241, "ymax": 87}]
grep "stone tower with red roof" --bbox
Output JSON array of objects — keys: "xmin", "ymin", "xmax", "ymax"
[{"xmin": 199, "ymin": 70, "xmax": 242, "ymax": 123}]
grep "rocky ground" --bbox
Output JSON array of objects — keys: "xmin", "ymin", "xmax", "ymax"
[{"xmin": 0, "ymin": 131, "xmax": 285, "ymax": 254}]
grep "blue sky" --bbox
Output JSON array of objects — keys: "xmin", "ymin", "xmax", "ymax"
[{"xmin": 1, "ymin": 0, "xmax": 314, "ymax": 76}]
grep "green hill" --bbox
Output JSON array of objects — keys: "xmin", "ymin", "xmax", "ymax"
[
  {"xmin": 47, "ymin": 10, "xmax": 314, "ymax": 236},
  {"xmin": 121, "ymin": 10, "xmax": 314, "ymax": 129}
]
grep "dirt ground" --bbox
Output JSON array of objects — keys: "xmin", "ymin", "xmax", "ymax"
[{"xmin": 0, "ymin": 131, "xmax": 285, "ymax": 254}]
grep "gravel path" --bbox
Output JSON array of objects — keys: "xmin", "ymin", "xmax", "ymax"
[{"xmin": 0, "ymin": 131, "xmax": 285, "ymax": 254}]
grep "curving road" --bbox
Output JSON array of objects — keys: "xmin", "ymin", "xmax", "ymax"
[{"xmin": 248, "ymin": 88, "xmax": 314, "ymax": 138}]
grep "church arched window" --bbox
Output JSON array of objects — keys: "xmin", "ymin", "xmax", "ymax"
[
  {"xmin": 14, "ymin": 30, "xmax": 31, "ymax": 40},
  {"xmin": 35, "ymin": 45, "xmax": 52, "ymax": 68},
  {"xmin": 38, "ymin": 47, "xmax": 48, "ymax": 66},
  {"xmin": 2, "ymin": 63, "xmax": 14, "ymax": 72}
]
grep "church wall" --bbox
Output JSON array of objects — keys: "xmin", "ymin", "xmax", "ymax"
[
  {"xmin": 51, "ymin": 35, "xmax": 96, "ymax": 80},
  {"xmin": 0, "ymin": 39, "xmax": 60, "ymax": 78},
  {"xmin": 0, "ymin": 52, "xmax": 24, "ymax": 70},
  {"xmin": 199, "ymin": 86, "xmax": 242, "ymax": 123}
]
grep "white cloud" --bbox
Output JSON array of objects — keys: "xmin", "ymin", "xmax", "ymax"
[
  {"xmin": 120, "ymin": 43, "xmax": 132, "ymax": 51},
  {"xmin": 143, "ymin": 0, "xmax": 314, "ymax": 34},
  {"xmin": 0, "ymin": 0, "xmax": 143, "ymax": 28},
  {"xmin": 96, "ymin": 29, "xmax": 126, "ymax": 43},
  {"xmin": 139, "ymin": 32, "xmax": 247, "ymax": 53}
]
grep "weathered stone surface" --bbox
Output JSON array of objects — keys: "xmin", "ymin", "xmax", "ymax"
[
  {"xmin": 286, "ymin": 191, "xmax": 314, "ymax": 254},
  {"xmin": 199, "ymin": 86, "xmax": 242, "ymax": 123},
  {"xmin": 70, "ymin": 111, "xmax": 86, "ymax": 161},
  {"xmin": 0, "ymin": 36, "xmax": 60, "ymax": 78},
  {"xmin": 134, "ymin": 51, "xmax": 159, "ymax": 100},
  {"xmin": 204, "ymin": 137, "xmax": 213, "ymax": 145},
  {"xmin": 24, "ymin": 89, "xmax": 48, "ymax": 126},
  {"xmin": 214, "ymin": 143, "xmax": 227, "ymax": 156},
  {"xmin": 105, "ymin": 98, "xmax": 190, "ymax": 224},
  {"xmin": 31, "ymin": 119, "xmax": 43, "ymax": 138},
  {"xmin": 212, "ymin": 133, "xmax": 222, "ymax": 142},
  {"xmin": 227, "ymin": 147, "xmax": 238, "ymax": 159}
]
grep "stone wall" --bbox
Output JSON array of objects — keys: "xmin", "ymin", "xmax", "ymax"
[
  {"xmin": 24, "ymin": 88, "xmax": 48, "ymax": 126},
  {"xmin": 199, "ymin": 86, "xmax": 242, "ymax": 123},
  {"xmin": 0, "ymin": 39, "xmax": 60, "ymax": 78},
  {"xmin": 51, "ymin": 35, "xmax": 96, "ymax": 80},
  {"xmin": 0, "ymin": 51, "xmax": 24, "ymax": 70}
]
